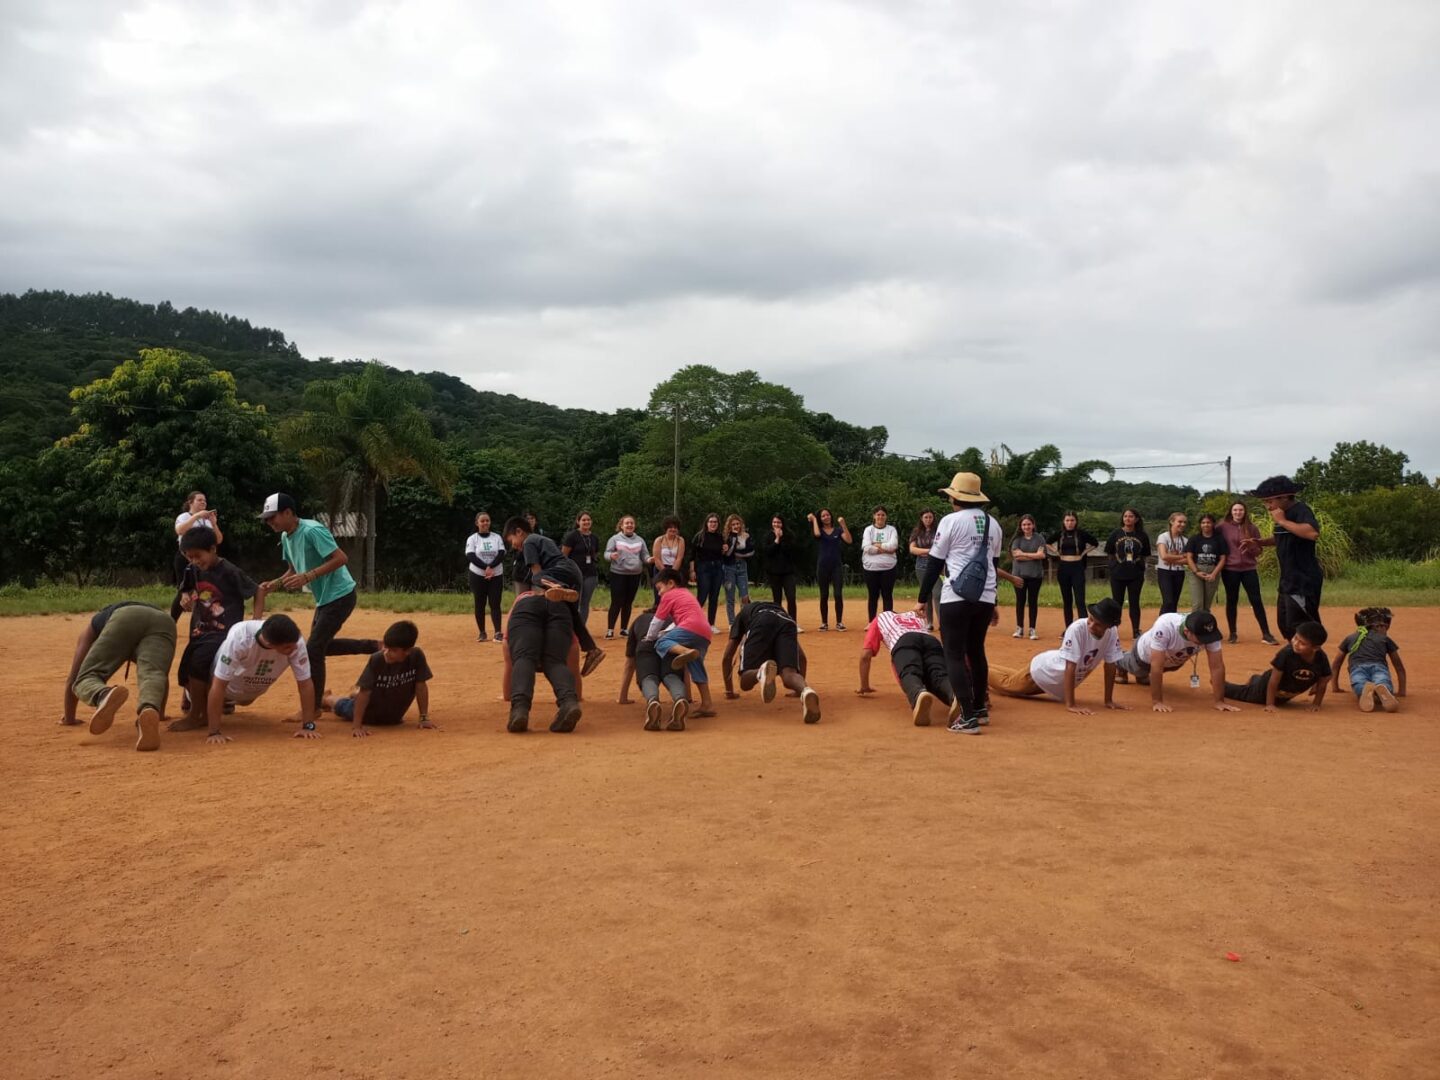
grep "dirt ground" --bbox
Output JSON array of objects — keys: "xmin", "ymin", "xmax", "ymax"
[{"xmin": 2, "ymin": 599, "xmax": 1437, "ymax": 1079}]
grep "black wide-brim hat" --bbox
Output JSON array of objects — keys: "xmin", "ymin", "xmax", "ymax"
[{"xmin": 1249, "ymin": 475, "xmax": 1304, "ymax": 499}]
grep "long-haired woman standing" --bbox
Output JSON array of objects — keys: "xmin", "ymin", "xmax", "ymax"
[
  {"xmin": 1216, "ymin": 501, "xmax": 1277, "ymax": 645},
  {"xmin": 466, "ymin": 511, "xmax": 506, "ymax": 641},
  {"xmin": 690, "ymin": 512, "xmax": 726, "ymax": 631},
  {"xmin": 721, "ymin": 514, "xmax": 755, "ymax": 624},
  {"xmin": 761, "ymin": 514, "xmax": 799, "ymax": 623},
  {"xmin": 561, "ymin": 510, "xmax": 601, "ymax": 626},
  {"xmin": 1104, "ymin": 508, "xmax": 1151, "ymax": 638},
  {"xmin": 1154, "ymin": 511, "xmax": 1190, "ymax": 615},
  {"xmin": 909, "ymin": 509, "xmax": 939, "ymax": 632},
  {"xmin": 604, "ymin": 515, "xmax": 648, "ymax": 638},
  {"xmin": 650, "ymin": 517, "xmax": 685, "ymax": 604},
  {"xmin": 173, "ymin": 491, "xmax": 222, "ymax": 585},
  {"xmin": 808, "ymin": 509, "xmax": 851, "ymax": 631},
  {"xmin": 861, "ymin": 505, "xmax": 899, "ymax": 621},
  {"xmin": 1010, "ymin": 514, "xmax": 1047, "ymax": 640},
  {"xmin": 1046, "ymin": 511, "xmax": 1097, "ymax": 630}
]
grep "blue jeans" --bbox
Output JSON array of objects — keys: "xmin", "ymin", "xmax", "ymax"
[
  {"xmin": 1348, "ymin": 662, "xmax": 1393, "ymax": 696},
  {"xmin": 722, "ymin": 562, "xmax": 750, "ymax": 623},
  {"xmin": 655, "ymin": 627, "xmax": 711, "ymax": 684},
  {"xmin": 333, "ymin": 696, "xmax": 356, "ymax": 720}
]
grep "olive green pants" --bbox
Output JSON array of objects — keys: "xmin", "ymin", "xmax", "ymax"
[{"xmin": 73, "ymin": 606, "xmax": 177, "ymax": 714}]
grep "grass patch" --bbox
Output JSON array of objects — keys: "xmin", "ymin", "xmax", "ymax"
[{"xmin": 3, "ymin": 562, "xmax": 1436, "ymax": 618}]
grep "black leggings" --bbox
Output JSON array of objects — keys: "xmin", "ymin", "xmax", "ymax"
[
  {"xmin": 938, "ymin": 599, "xmax": 994, "ymax": 718},
  {"xmin": 817, "ymin": 561, "xmax": 844, "ymax": 625},
  {"xmin": 469, "ymin": 571, "xmax": 504, "ymax": 635},
  {"xmin": 1157, "ymin": 570, "xmax": 1185, "ymax": 616},
  {"xmin": 1111, "ymin": 576, "xmax": 1143, "ymax": 635},
  {"xmin": 864, "ymin": 567, "xmax": 896, "ymax": 621},
  {"xmin": 768, "ymin": 572, "xmax": 797, "ymax": 620},
  {"xmin": 1221, "ymin": 568, "xmax": 1271, "ymax": 638},
  {"xmin": 1013, "ymin": 577, "xmax": 1041, "ymax": 629},
  {"xmin": 1057, "ymin": 561, "xmax": 1086, "ymax": 626},
  {"xmin": 607, "ymin": 573, "xmax": 642, "ymax": 632}
]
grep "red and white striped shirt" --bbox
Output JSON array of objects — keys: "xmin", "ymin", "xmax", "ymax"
[{"xmin": 863, "ymin": 610, "xmax": 929, "ymax": 654}]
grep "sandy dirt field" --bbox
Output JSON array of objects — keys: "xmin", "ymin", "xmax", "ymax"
[{"xmin": 2, "ymin": 600, "xmax": 1437, "ymax": 1079}]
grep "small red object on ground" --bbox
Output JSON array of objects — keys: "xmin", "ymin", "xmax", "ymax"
[{"xmin": 1225, "ymin": 952, "xmax": 1242, "ymax": 962}]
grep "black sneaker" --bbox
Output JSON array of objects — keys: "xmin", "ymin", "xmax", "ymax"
[
  {"xmin": 1261, "ymin": 634, "xmax": 1279, "ymax": 646},
  {"xmin": 507, "ymin": 704, "xmax": 529, "ymax": 733},
  {"xmin": 550, "ymin": 702, "xmax": 582, "ymax": 733},
  {"xmin": 476, "ymin": 631, "xmax": 488, "ymax": 643},
  {"xmin": 974, "ymin": 705, "xmax": 990, "ymax": 727},
  {"xmin": 494, "ymin": 632, "xmax": 504, "ymax": 643},
  {"xmin": 1227, "ymin": 633, "xmax": 1238, "ymax": 645},
  {"xmin": 581, "ymin": 648, "xmax": 606, "ymax": 677},
  {"xmin": 619, "ymin": 628, "xmax": 628, "ymax": 638},
  {"xmin": 948, "ymin": 715, "xmax": 983, "ymax": 735}
]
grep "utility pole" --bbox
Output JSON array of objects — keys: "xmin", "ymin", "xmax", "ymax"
[
  {"xmin": 1225, "ymin": 455, "xmax": 1232, "ymax": 497},
  {"xmin": 672, "ymin": 404, "xmax": 680, "ymax": 517}
]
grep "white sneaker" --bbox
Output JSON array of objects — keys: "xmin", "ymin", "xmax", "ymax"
[
  {"xmin": 759, "ymin": 660, "xmax": 778, "ymax": 704},
  {"xmin": 1012, "ymin": 627, "xmax": 1023, "ymax": 638},
  {"xmin": 1028, "ymin": 629, "xmax": 1038, "ymax": 640},
  {"xmin": 800, "ymin": 687, "xmax": 821, "ymax": 724}
]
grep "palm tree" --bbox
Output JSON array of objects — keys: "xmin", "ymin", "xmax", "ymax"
[{"xmin": 282, "ymin": 362, "xmax": 457, "ymax": 590}]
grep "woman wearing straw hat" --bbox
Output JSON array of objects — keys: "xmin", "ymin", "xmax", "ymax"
[{"xmin": 918, "ymin": 472, "xmax": 1026, "ymax": 735}]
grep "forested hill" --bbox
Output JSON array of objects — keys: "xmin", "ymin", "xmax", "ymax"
[{"xmin": 0, "ymin": 289, "xmax": 604, "ymax": 457}]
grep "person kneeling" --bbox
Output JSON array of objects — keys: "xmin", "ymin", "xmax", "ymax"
[
  {"xmin": 987, "ymin": 598, "xmax": 1130, "ymax": 715},
  {"xmin": 204, "ymin": 615, "xmax": 317, "ymax": 744},
  {"xmin": 619, "ymin": 606, "xmax": 692, "ymax": 730},
  {"xmin": 1224, "ymin": 621, "xmax": 1330, "ymax": 712},
  {"xmin": 324, "ymin": 620, "xmax": 439, "ymax": 735},
  {"xmin": 721, "ymin": 600, "xmax": 820, "ymax": 724}
]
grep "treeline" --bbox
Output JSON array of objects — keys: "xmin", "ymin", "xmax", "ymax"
[{"xmin": 0, "ymin": 291, "xmax": 1434, "ymax": 589}]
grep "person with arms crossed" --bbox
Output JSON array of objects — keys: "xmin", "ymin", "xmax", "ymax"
[
  {"xmin": 987, "ymin": 598, "xmax": 1129, "ymax": 715},
  {"xmin": 1115, "ymin": 610, "xmax": 1239, "ymax": 714},
  {"xmin": 466, "ymin": 511, "xmax": 507, "ymax": 642},
  {"xmin": 860, "ymin": 505, "xmax": 900, "ymax": 622},
  {"xmin": 1104, "ymin": 509, "xmax": 1151, "ymax": 639},
  {"xmin": 561, "ymin": 511, "xmax": 602, "ymax": 628}
]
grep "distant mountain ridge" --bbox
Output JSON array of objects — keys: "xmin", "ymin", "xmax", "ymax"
[{"xmin": 0, "ymin": 289, "xmax": 602, "ymax": 456}]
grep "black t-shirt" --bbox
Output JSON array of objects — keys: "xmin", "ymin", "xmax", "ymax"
[
  {"xmin": 1105, "ymin": 529, "xmax": 1151, "ymax": 581},
  {"xmin": 1269, "ymin": 644, "xmax": 1331, "ymax": 696},
  {"xmin": 520, "ymin": 534, "xmax": 565, "ymax": 583},
  {"xmin": 728, "ymin": 601, "xmax": 787, "ymax": 641},
  {"xmin": 178, "ymin": 558, "xmax": 257, "ymax": 640},
  {"xmin": 356, "ymin": 647, "xmax": 433, "ymax": 725},
  {"xmin": 1275, "ymin": 501, "xmax": 1322, "ymax": 591},
  {"xmin": 626, "ymin": 612, "xmax": 657, "ymax": 657},
  {"xmin": 90, "ymin": 601, "xmax": 156, "ymax": 634},
  {"xmin": 723, "ymin": 532, "xmax": 754, "ymax": 564},
  {"xmin": 1188, "ymin": 532, "xmax": 1230, "ymax": 573},
  {"xmin": 1053, "ymin": 528, "xmax": 1098, "ymax": 557},
  {"xmin": 561, "ymin": 530, "xmax": 599, "ymax": 577},
  {"xmin": 692, "ymin": 530, "xmax": 726, "ymax": 564},
  {"xmin": 761, "ymin": 532, "xmax": 795, "ymax": 576}
]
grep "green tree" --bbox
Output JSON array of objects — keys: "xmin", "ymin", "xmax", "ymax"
[
  {"xmin": 282, "ymin": 362, "xmax": 458, "ymax": 591},
  {"xmin": 38, "ymin": 348, "xmax": 292, "ymax": 578},
  {"xmin": 1294, "ymin": 441, "xmax": 1414, "ymax": 494}
]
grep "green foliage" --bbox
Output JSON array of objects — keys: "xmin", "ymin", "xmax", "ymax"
[
  {"xmin": 1293, "ymin": 441, "xmax": 1425, "ymax": 495},
  {"xmin": 1318, "ymin": 485, "xmax": 1440, "ymax": 561},
  {"xmin": 1073, "ymin": 478, "xmax": 1200, "ymax": 521}
]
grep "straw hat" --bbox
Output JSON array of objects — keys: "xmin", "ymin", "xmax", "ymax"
[{"xmin": 939, "ymin": 471, "xmax": 988, "ymax": 503}]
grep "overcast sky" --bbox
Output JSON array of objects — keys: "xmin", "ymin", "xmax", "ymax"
[{"xmin": 3, "ymin": 0, "xmax": 1437, "ymax": 489}]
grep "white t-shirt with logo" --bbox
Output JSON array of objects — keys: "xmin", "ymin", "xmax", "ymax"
[
  {"xmin": 213, "ymin": 620, "xmax": 312, "ymax": 702},
  {"xmin": 1029, "ymin": 617, "xmax": 1124, "ymax": 700},
  {"xmin": 929, "ymin": 507, "xmax": 1004, "ymax": 605},
  {"xmin": 1155, "ymin": 531, "xmax": 1188, "ymax": 573},
  {"xmin": 860, "ymin": 524, "xmax": 899, "ymax": 571},
  {"xmin": 1135, "ymin": 612, "xmax": 1222, "ymax": 670},
  {"xmin": 465, "ymin": 531, "xmax": 505, "ymax": 577}
]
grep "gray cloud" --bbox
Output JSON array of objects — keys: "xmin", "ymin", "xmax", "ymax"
[{"xmin": 2, "ymin": 0, "xmax": 1438, "ymax": 485}]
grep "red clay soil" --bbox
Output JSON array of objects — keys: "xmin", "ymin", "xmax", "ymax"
[{"xmin": 2, "ymin": 601, "xmax": 1437, "ymax": 1079}]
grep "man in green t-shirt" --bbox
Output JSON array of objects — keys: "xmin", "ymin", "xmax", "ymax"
[{"xmin": 259, "ymin": 493, "xmax": 379, "ymax": 719}]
